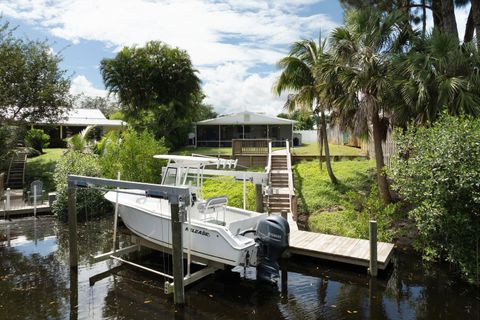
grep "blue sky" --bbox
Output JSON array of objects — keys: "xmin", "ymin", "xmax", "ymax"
[
  {"xmin": 0, "ymin": 1, "xmax": 470, "ymax": 116},
  {"xmin": 0, "ymin": 0, "xmax": 344, "ymax": 115}
]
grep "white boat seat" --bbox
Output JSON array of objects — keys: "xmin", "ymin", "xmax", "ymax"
[
  {"xmin": 198, "ymin": 195, "xmax": 228, "ymax": 213},
  {"xmin": 205, "ymin": 219, "xmax": 226, "ymax": 226}
]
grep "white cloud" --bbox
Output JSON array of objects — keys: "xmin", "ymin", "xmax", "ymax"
[
  {"xmin": 200, "ymin": 63, "xmax": 287, "ymax": 115},
  {"xmin": 0, "ymin": 0, "xmax": 337, "ymax": 65},
  {"xmin": 70, "ymin": 75, "xmax": 107, "ymax": 98},
  {"xmin": 0, "ymin": 0, "xmax": 337, "ymax": 114}
]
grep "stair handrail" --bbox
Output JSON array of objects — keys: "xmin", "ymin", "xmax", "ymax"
[
  {"xmin": 265, "ymin": 141, "xmax": 273, "ymax": 211},
  {"xmin": 21, "ymin": 153, "xmax": 27, "ymax": 187},
  {"xmin": 285, "ymin": 140, "xmax": 294, "ymax": 213},
  {"xmin": 6, "ymin": 152, "xmax": 15, "ymax": 185}
]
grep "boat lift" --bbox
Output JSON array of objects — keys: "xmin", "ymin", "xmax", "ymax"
[{"xmin": 66, "ymin": 169, "xmax": 268, "ymax": 306}]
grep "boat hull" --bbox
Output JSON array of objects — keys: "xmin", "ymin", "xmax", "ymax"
[{"xmin": 108, "ymin": 194, "xmax": 258, "ymax": 266}]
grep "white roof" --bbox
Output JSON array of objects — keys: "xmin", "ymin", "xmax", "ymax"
[
  {"xmin": 154, "ymin": 155, "xmax": 237, "ymax": 168},
  {"xmin": 37, "ymin": 108, "xmax": 127, "ymax": 127},
  {"xmin": 196, "ymin": 111, "xmax": 296, "ymax": 125}
]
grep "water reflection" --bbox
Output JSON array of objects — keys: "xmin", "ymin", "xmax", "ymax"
[{"xmin": 0, "ymin": 216, "xmax": 479, "ymax": 319}]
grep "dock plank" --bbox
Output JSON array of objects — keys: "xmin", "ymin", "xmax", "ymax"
[{"xmin": 288, "ymin": 228, "xmax": 394, "ymax": 270}]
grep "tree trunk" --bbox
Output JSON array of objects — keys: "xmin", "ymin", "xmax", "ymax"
[
  {"xmin": 316, "ymin": 114, "xmax": 323, "ymax": 171},
  {"xmin": 464, "ymin": 8, "xmax": 475, "ymax": 43},
  {"xmin": 370, "ymin": 111, "xmax": 392, "ymax": 204},
  {"xmin": 431, "ymin": 0, "xmax": 443, "ymax": 32},
  {"xmin": 422, "ymin": 0, "xmax": 427, "ymax": 37},
  {"xmin": 320, "ymin": 110, "xmax": 338, "ymax": 184},
  {"xmin": 441, "ymin": 0, "xmax": 459, "ymax": 39},
  {"xmin": 472, "ymin": 0, "xmax": 480, "ymax": 50}
]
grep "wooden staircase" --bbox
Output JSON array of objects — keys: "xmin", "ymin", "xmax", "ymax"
[
  {"xmin": 6, "ymin": 151, "xmax": 27, "ymax": 189},
  {"xmin": 264, "ymin": 151, "xmax": 293, "ymax": 214}
]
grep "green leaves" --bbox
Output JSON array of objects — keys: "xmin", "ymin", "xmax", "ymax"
[
  {"xmin": 0, "ymin": 20, "xmax": 71, "ymax": 124},
  {"xmin": 100, "ymin": 41, "xmax": 201, "ymax": 149},
  {"xmin": 52, "ymin": 151, "xmax": 107, "ymax": 221},
  {"xmin": 389, "ymin": 115, "xmax": 480, "ymax": 283},
  {"xmin": 99, "ymin": 128, "xmax": 168, "ymax": 184},
  {"xmin": 24, "ymin": 129, "xmax": 50, "ymax": 153}
]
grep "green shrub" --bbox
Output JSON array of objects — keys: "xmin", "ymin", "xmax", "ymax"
[
  {"xmin": 99, "ymin": 129, "xmax": 168, "ymax": 183},
  {"xmin": 24, "ymin": 128, "xmax": 50, "ymax": 153},
  {"xmin": 53, "ymin": 150, "xmax": 109, "ymax": 221},
  {"xmin": 309, "ymin": 186, "xmax": 396, "ymax": 242},
  {"xmin": 389, "ymin": 115, "xmax": 480, "ymax": 283}
]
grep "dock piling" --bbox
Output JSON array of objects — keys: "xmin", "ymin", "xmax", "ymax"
[
  {"xmin": 255, "ymin": 184, "xmax": 263, "ymax": 213},
  {"xmin": 68, "ymin": 183, "xmax": 78, "ymax": 268},
  {"xmin": 6, "ymin": 188, "xmax": 10, "ymax": 211},
  {"xmin": 170, "ymin": 202, "xmax": 185, "ymax": 306},
  {"xmin": 112, "ymin": 172, "xmax": 120, "ymax": 253},
  {"xmin": 33, "ymin": 185, "xmax": 37, "ymax": 218},
  {"xmin": 369, "ymin": 220, "xmax": 378, "ymax": 277}
]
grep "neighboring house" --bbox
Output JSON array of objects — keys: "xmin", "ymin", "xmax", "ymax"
[
  {"xmin": 32, "ymin": 108, "xmax": 127, "ymax": 147},
  {"xmin": 195, "ymin": 111, "xmax": 297, "ymax": 147}
]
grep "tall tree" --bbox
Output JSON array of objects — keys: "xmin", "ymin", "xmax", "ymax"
[
  {"xmin": 277, "ymin": 110, "xmax": 315, "ymax": 130},
  {"xmin": 275, "ymin": 37, "xmax": 338, "ymax": 184},
  {"xmin": 100, "ymin": 41, "xmax": 201, "ymax": 149},
  {"xmin": 329, "ymin": 9, "xmax": 407, "ymax": 203},
  {"xmin": 0, "ymin": 21, "xmax": 71, "ymax": 125},
  {"xmin": 75, "ymin": 95, "xmax": 119, "ymax": 118},
  {"xmin": 392, "ymin": 30, "xmax": 480, "ymax": 126},
  {"xmin": 340, "ymin": 0, "xmax": 472, "ymax": 41}
]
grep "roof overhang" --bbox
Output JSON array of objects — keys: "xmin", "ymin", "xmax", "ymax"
[{"xmin": 196, "ymin": 111, "xmax": 296, "ymax": 126}]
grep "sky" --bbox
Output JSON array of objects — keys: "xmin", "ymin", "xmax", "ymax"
[{"xmin": 0, "ymin": 1, "xmax": 471, "ymax": 116}]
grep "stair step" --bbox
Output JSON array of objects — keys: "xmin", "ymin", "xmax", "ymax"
[{"xmin": 268, "ymin": 194, "xmax": 290, "ymax": 198}]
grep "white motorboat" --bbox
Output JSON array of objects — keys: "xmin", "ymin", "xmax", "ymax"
[{"xmin": 104, "ymin": 155, "xmax": 289, "ymax": 280}]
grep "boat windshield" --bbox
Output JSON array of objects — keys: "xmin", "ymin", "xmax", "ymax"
[
  {"xmin": 162, "ymin": 166, "xmax": 198, "ymax": 186},
  {"xmin": 162, "ymin": 167, "xmax": 177, "ymax": 185}
]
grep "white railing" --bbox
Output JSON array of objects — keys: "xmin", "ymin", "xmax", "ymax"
[
  {"xmin": 285, "ymin": 140, "xmax": 294, "ymax": 214},
  {"xmin": 265, "ymin": 141, "xmax": 272, "ymax": 174},
  {"xmin": 265, "ymin": 141, "xmax": 272, "ymax": 212}
]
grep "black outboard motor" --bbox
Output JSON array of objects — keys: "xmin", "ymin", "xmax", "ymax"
[{"xmin": 255, "ymin": 215, "xmax": 290, "ymax": 283}]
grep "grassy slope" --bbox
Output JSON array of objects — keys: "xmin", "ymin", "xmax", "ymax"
[
  {"xmin": 293, "ymin": 159, "xmax": 397, "ymax": 240},
  {"xmin": 176, "ymin": 143, "xmax": 362, "ymax": 156},
  {"xmin": 202, "ymin": 178, "xmax": 256, "ymax": 211},
  {"xmin": 26, "ymin": 148, "xmax": 65, "ymax": 192},
  {"xmin": 294, "ymin": 159, "xmax": 375, "ymax": 213}
]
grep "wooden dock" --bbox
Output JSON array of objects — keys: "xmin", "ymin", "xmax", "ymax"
[
  {"xmin": 288, "ymin": 229, "xmax": 394, "ymax": 270},
  {"xmin": 2, "ymin": 189, "xmax": 51, "ymax": 217}
]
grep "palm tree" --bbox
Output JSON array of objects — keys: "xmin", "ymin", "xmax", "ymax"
[
  {"xmin": 274, "ymin": 37, "xmax": 338, "ymax": 184},
  {"xmin": 391, "ymin": 30, "xmax": 480, "ymax": 127},
  {"xmin": 328, "ymin": 8, "xmax": 407, "ymax": 203}
]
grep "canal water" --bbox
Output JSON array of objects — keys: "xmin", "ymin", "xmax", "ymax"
[{"xmin": 0, "ymin": 216, "xmax": 479, "ymax": 319}]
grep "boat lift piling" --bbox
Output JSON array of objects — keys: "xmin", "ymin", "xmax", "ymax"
[{"xmin": 67, "ymin": 174, "xmax": 194, "ymax": 306}]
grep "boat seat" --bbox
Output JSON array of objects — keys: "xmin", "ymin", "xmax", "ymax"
[
  {"xmin": 198, "ymin": 195, "xmax": 228, "ymax": 213},
  {"xmin": 204, "ymin": 219, "xmax": 226, "ymax": 226}
]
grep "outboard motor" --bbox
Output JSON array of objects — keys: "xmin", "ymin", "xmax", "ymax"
[{"xmin": 255, "ymin": 215, "xmax": 290, "ymax": 283}]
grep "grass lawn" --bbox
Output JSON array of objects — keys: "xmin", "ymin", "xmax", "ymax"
[
  {"xmin": 26, "ymin": 148, "xmax": 65, "ymax": 192},
  {"xmin": 292, "ymin": 143, "xmax": 364, "ymax": 156},
  {"xmin": 175, "ymin": 143, "xmax": 363, "ymax": 157},
  {"xmin": 174, "ymin": 146, "xmax": 232, "ymax": 155}
]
